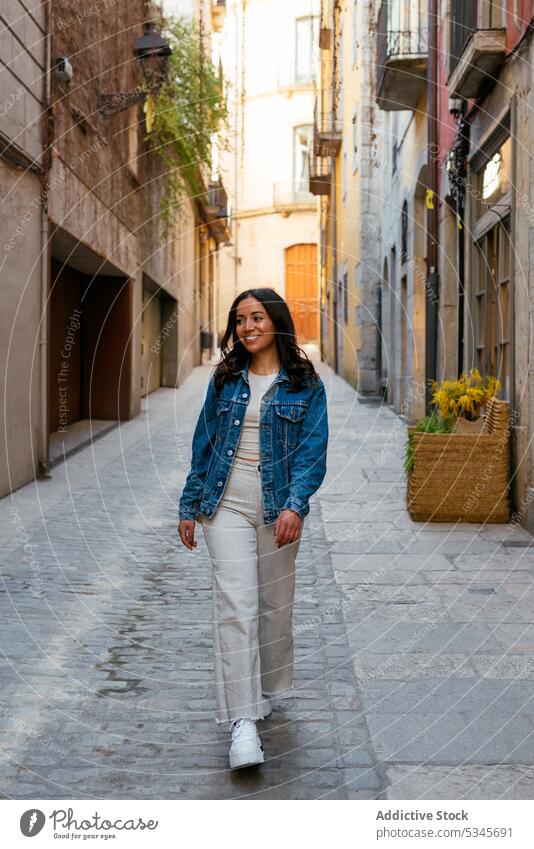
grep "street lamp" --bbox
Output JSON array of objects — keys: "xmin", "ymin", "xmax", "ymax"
[{"xmin": 97, "ymin": 21, "xmax": 171, "ymax": 117}]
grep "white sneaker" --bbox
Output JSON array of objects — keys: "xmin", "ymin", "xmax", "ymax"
[{"xmin": 229, "ymin": 718, "xmax": 264, "ymax": 769}]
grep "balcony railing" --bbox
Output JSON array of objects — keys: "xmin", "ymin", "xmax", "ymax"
[
  {"xmin": 376, "ymin": 0, "xmax": 428, "ymax": 111},
  {"xmin": 203, "ymin": 178, "xmax": 230, "ymax": 243},
  {"xmin": 207, "ymin": 179, "xmax": 228, "ymax": 218},
  {"xmin": 309, "ymin": 148, "xmax": 331, "ymax": 196},
  {"xmin": 447, "ymin": 0, "xmax": 506, "ymax": 98},
  {"xmin": 313, "ymin": 98, "xmax": 342, "ymax": 157}
]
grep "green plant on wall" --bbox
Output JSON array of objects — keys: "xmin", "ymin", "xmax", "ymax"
[{"xmin": 147, "ymin": 15, "xmax": 228, "ymax": 231}]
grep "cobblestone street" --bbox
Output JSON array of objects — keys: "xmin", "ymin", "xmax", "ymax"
[{"xmin": 1, "ymin": 362, "xmax": 534, "ymax": 800}]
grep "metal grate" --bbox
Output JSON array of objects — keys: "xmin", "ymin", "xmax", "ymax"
[{"xmin": 207, "ymin": 179, "xmax": 228, "ymax": 218}]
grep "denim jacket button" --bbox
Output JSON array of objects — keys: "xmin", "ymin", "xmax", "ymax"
[
  {"xmin": 217, "ymin": 481, "xmax": 223, "ymax": 487},
  {"xmin": 242, "ymin": 393, "xmax": 248, "ymax": 398},
  {"xmin": 234, "ymin": 419, "xmax": 240, "ymax": 425},
  {"xmin": 227, "ymin": 449, "xmax": 233, "ymax": 455}
]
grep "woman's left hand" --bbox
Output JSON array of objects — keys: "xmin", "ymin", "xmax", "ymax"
[{"xmin": 274, "ymin": 509, "xmax": 302, "ymax": 547}]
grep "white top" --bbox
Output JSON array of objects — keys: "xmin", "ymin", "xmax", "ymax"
[{"xmin": 234, "ymin": 370, "xmax": 279, "ymax": 462}]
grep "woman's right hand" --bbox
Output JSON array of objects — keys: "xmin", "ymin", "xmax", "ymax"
[{"xmin": 178, "ymin": 519, "xmax": 197, "ymax": 550}]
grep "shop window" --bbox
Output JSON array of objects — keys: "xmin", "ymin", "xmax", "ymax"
[
  {"xmin": 471, "ymin": 134, "xmax": 512, "ymax": 399},
  {"xmin": 475, "ymin": 136, "xmax": 511, "ymax": 214},
  {"xmin": 473, "ymin": 219, "xmax": 511, "ymax": 399}
]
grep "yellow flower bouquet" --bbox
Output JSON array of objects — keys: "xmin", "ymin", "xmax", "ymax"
[{"xmin": 429, "ymin": 369, "xmax": 501, "ymax": 422}]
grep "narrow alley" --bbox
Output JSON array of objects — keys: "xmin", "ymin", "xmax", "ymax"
[{"xmin": 1, "ymin": 361, "xmax": 533, "ymax": 801}]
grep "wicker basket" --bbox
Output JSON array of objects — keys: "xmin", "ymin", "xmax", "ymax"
[
  {"xmin": 451, "ymin": 415, "xmax": 486, "ymax": 434},
  {"xmin": 407, "ymin": 398, "xmax": 510, "ymax": 523}
]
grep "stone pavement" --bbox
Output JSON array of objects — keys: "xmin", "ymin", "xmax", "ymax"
[{"xmin": 1, "ymin": 361, "xmax": 534, "ymax": 800}]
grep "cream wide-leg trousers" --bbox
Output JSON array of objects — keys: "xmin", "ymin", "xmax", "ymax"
[{"xmin": 199, "ymin": 456, "xmax": 302, "ymax": 726}]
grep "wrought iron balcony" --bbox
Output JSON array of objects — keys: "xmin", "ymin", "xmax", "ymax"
[
  {"xmin": 313, "ymin": 100, "xmax": 342, "ymax": 158},
  {"xmin": 203, "ymin": 178, "xmax": 230, "ymax": 243},
  {"xmin": 376, "ymin": 0, "xmax": 428, "ymax": 111},
  {"xmin": 448, "ymin": 0, "xmax": 506, "ymax": 98},
  {"xmin": 309, "ymin": 148, "xmax": 331, "ymax": 196}
]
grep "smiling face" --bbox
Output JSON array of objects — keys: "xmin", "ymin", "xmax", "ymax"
[{"xmin": 235, "ymin": 296, "xmax": 278, "ymax": 355}]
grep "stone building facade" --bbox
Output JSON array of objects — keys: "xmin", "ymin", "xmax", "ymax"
[
  {"xmin": 0, "ymin": 0, "xmax": 228, "ymax": 497},
  {"xmin": 315, "ymin": 0, "xmax": 534, "ymax": 530},
  {"xmin": 1, "ymin": 2, "xmax": 49, "ymax": 496}
]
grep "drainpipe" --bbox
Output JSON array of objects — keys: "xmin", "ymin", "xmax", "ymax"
[
  {"xmin": 425, "ymin": 0, "xmax": 439, "ymax": 413},
  {"xmin": 331, "ymin": 0, "xmax": 339, "ymax": 374},
  {"xmin": 455, "ymin": 107, "xmax": 469, "ymax": 377},
  {"xmin": 331, "ymin": 152, "xmax": 338, "ymax": 374},
  {"xmin": 509, "ymin": 94, "xmax": 517, "ymax": 514},
  {"xmin": 233, "ymin": 1, "xmax": 245, "ymax": 299},
  {"xmin": 39, "ymin": 0, "xmax": 52, "ymax": 478}
]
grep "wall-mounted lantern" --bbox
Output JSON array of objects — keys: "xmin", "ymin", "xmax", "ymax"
[{"xmin": 97, "ymin": 21, "xmax": 171, "ymax": 118}]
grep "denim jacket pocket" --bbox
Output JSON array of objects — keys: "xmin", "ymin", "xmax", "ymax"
[
  {"xmin": 274, "ymin": 403, "xmax": 308, "ymax": 422},
  {"xmin": 274, "ymin": 403, "xmax": 308, "ymax": 455},
  {"xmin": 275, "ymin": 401, "xmax": 308, "ymax": 422}
]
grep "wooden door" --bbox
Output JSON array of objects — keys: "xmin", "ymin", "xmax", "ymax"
[
  {"xmin": 48, "ymin": 259, "xmax": 83, "ymax": 432},
  {"xmin": 83, "ymin": 277, "xmax": 132, "ymax": 420},
  {"xmin": 284, "ymin": 243, "xmax": 319, "ymax": 344}
]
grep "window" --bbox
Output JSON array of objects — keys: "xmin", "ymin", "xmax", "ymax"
[
  {"xmin": 482, "ymin": 152, "xmax": 504, "ymax": 199},
  {"xmin": 391, "ymin": 112, "xmax": 399, "ymax": 175},
  {"xmin": 401, "ymin": 200, "xmax": 409, "ymax": 264},
  {"xmin": 128, "ymin": 106, "xmax": 138, "ymax": 176},
  {"xmin": 351, "ymin": 0, "xmax": 359, "ymax": 67},
  {"xmin": 294, "ymin": 125, "xmax": 313, "ymax": 198},
  {"xmin": 354, "ymin": 263, "xmax": 361, "ymax": 325},
  {"xmin": 352, "ymin": 111, "xmax": 358, "ymax": 172},
  {"xmin": 342, "ymin": 145, "xmax": 347, "ymax": 205},
  {"xmin": 295, "ymin": 16, "xmax": 318, "ymax": 83},
  {"xmin": 338, "ymin": 22, "xmax": 344, "ymax": 117},
  {"xmin": 481, "ymin": 0, "xmax": 506, "ymax": 28},
  {"xmin": 473, "ymin": 136, "xmax": 511, "ymax": 218}
]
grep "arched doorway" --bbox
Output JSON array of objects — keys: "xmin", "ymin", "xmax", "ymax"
[{"xmin": 284, "ymin": 243, "xmax": 319, "ymax": 345}]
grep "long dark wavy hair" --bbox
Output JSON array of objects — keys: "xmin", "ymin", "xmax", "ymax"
[{"xmin": 213, "ymin": 288, "xmax": 319, "ymax": 394}]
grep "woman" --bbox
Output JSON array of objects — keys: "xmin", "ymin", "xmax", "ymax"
[{"xmin": 178, "ymin": 288, "xmax": 328, "ymax": 769}]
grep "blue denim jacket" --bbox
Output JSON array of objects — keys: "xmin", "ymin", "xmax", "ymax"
[{"xmin": 179, "ymin": 359, "xmax": 329, "ymax": 524}]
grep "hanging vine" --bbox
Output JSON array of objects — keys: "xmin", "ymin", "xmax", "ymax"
[{"xmin": 147, "ymin": 14, "xmax": 228, "ymax": 232}]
